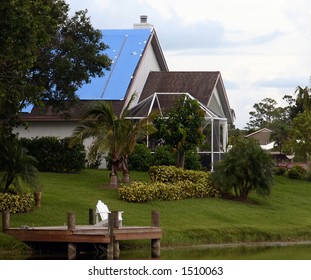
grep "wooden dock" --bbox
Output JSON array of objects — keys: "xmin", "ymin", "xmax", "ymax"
[{"xmin": 2, "ymin": 210, "xmax": 162, "ymax": 259}]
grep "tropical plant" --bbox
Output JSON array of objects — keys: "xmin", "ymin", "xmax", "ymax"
[
  {"xmin": 128, "ymin": 144, "xmax": 153, "ymax": 172},
  {"xmin": 295, "ymin": 85, "xmax": 310, "ymax": 112},
  {"xmin": 0, "ymin": 137, "xmax": 40, "ymax": 193},
  {"xmin": 289, "ymin": 111, "xmax": 311, "ymax": 168},
  {"xmin": 210, "ymin": 136, "xmax": 275, "ymax": 201},
  {"xmin": 154, "ymin": 95, "xmax": 205, "ymax": 168},
  {"xmin": 70, "ymin": 97, "xmax": 156, "ymax": 187}
]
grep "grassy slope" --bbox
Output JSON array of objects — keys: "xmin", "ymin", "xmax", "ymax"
[{"xmin": 1, "ymin": 169, "xmax": 311, "ymax": 250}]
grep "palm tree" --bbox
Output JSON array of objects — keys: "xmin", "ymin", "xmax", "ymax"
[
  {"xmin": 295, "ymin": 85, "xmax": 310, "ymax": 112},
  {"xmin": 119, "ymin": 112, "xmax": 156, "ymax": 184},
  {"xmin": 70, "ymin": 98, "xmax": 156, "ymax": 187},
  {"xmin": 0, "ymin": 137, "xmax": 40, "ymax": 193}
]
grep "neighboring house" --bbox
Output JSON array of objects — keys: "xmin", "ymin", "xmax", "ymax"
[
  {"xmin": 245, "ymin": 128, "xmax": 294, "ymax": 164},
  {"xmin": 16, "ymin": 16, "xmax": 234, "ymax": 170},
  {"xmin": 245, "ymin": 128, "xmax": 275, "ymax": 150}
]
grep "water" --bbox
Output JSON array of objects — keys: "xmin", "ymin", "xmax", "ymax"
[{"xmin": 25, "ymin": 243, "xmax": 311, "ymax": 260}]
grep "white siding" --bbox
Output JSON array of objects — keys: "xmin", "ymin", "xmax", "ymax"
[
  {"xmin": 125, "ymin": 42, "xmax": 161, "ymax": 107},
  {"xmin": 208, "ymin": 89, "xmax": 226, "ymax": 118}
]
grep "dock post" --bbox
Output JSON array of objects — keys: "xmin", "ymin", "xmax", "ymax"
[
  {"xmin": 107, "ymin": 212, "xmax": 114, "ymax": 260},
  {"xmin": 67, "ymin": 212, "xmax": 76, "ymax": 230},
  {"xmin": 2, "ymin": 211, "xmax": 10, "ymax": 232},
  {"xmin": 67, "ymin": 212, "xmax": 76, "ymax": 259},
  {"xmin": 111, "ymin": 211, "xmax": 120, "ymax": 259},
  {"xmin": 68, "ymin": 243, "xmax": 76, "ymax": 260},
  {"xmin": 89, "ymin": 208, "xmax": 95, "ymax": 225},
  {"xmin": 151, "ymin": 210, "xmax": 161, "ymax": 258}
]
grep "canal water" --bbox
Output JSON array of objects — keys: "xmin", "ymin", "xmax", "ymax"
[{"xmin": 25, "ymin": 243, "xmax": 311, "ymax": 260}]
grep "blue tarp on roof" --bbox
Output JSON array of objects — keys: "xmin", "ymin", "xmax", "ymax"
[{"xmin": 76, "ymin": 28, "xmax": 152, "ymax": 100}]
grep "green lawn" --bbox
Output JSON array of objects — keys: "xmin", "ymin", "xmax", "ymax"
[{"xmin": 1, "ymin": 169, "xmax": 311, "ymax": 253}]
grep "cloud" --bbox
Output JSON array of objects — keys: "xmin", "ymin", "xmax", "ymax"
[
  {"xmin": 254, "ymin": 77, "xmax": 308, "ymax": 89},
  {"xmin": 65, "ymin": 0, "xmax": 311, "ymax": 129},
  {"xmin": 156, "ymin": 18, "xmax": 227, "ymax": 50}
]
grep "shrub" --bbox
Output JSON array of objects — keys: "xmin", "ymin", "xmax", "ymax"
[
  {"xmin": 119, "ymin": 166, "xmax": 220, "ymax": 202},
  {"xmin": 210, "ymin": 137, "xmax": 275, "ymax": 200},
  {"xmin": 288, "ymin": 164, "xmax": 307, "ymax": 180},
  {"xmin": 20, "ymin": 137, "xmax": 86, "ymax": 173},
  {"xmin": 128, "ymin": 144, "xmax": 153, "ymax": 171},
  {"xmin": 151, "ymin": 145, "xmax": 203, "ymax": 170},
  {"xmin": 184, "ymin": 150, "xmax": 202, "ymax": 170},
  {"xmin": 151, "ymin": 145, "xmax": 175, "ymax": 167},
  {"xmin": 0, "ymin": 193, "xmax": 34, "ymax": 213},
  {"xmin": 148, "ymin": 165, "xmax": 209, "ymax": 184},
  {"xmin": 274, "ymin": 166, "xmax": 287, "ymax": 176},
  {"xmin": 119, "ymin": 180, "xmax": 220, "ymax": 202}
]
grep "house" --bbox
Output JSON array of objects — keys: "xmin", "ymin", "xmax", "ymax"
[
  {"xmin": 127, "ymin": 71, "xmax": 234, "ymax": 169},
  {"xmin": 245, "ymin": 128, "xmax": 297, "ymax": 165},
  {"xmin": 16, "ymin": 16, "xmax": 234, "ymax": 170},
  {"xmin": 15, "ymin": 16, "xmax": 168, "ymax": 148},
  {"xmin": 245, "ymin": 128, "xmax": 275, "ymax": 150}
]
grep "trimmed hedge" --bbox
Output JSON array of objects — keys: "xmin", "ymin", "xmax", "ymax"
[
  {"xmin": 20, "ymin": 137, "xmax": 86, "ymax": 173},
  {"xmin": 0, "ymin": 193, "xmax": 34, "ymax": 213},
  {"xmin": 119, "ymin": 165, "xmax": 220, "ymax": 202},
  {"xmin": 148, "ymin": 165, "xmax": 208, "ymax": 184}
]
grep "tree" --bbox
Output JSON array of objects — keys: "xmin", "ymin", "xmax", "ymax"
[
  {"xmin": 154, "ymin": 95, "xmax": 205, "ymax": 168},
  {"xmin": 295, "ymin": 85, "xmax": 310, "ymax": 112},
  {"xmin": 0, "ymin": 136, "xmax": 40, "ymax": 193},
  {"xmin": 269, "ymin": 120, "xmax": 290, "ymax": 154},
  {"xmin": 246, "ymin": 98, "xmax": 287, "ymax": 131},
  {"xmin": 0, "ymin": 0, "xmax": 111, "ymax": 136},
  {"xmin": 289, "ymin": 111, "xmax": 311, "ymax": 168},
  {"xmin": 211, "ymin": 137, "xmax": 275, "ymax": 201},
  {"xmin": 70, "ymin": 98, "xmax": 155, "ymax": 187}
]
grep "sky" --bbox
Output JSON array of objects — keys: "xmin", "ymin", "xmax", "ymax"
[{"xmin": 66, "ymin": 0, "xmax": 311, "ymax": 129}]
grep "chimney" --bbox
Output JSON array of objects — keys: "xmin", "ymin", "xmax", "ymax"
[
  {"xmin": 140, "ymin": 15, "xmax": 148, "ymax": 23},
  {"xmin": 133, "ymin": 15, "xmax": 153, "ymax": 29}
]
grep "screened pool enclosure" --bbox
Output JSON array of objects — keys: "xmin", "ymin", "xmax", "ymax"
[{"xmin": 127, "ymin": 92, "xmax": 229, "ymax": 170}]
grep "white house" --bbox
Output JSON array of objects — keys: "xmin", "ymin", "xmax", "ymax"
[
  {"xmin": 15, "ymin": 16, "xmax": 168, "ymax": 148},
  {"xmin": 16, "ymin": 16, "xmax": 234, "ymax": 170}
]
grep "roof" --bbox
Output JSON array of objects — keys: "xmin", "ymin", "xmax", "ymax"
[
  {"xmin": 76, "ymin": 28, "xmax": 167, "ymax": 101},
  {"xmin": 139, "ymin": 71, "xmax": 220, "ymax": 105},
  {"xmin": 134, "ymin": 71, "xmax": 233, "ymax": 123},
  {"xmin": 21, "ymin": 100, "xmax": 124, "ymax": 122},
  {"xmin": 245, "ymin": 128, "xmax": 273, "ymax": 138}
]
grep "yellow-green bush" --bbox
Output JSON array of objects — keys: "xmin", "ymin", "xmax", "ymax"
[
  {"xmin": 0, "ymin": 193, "xmax": 34, "ymax": 213},
  {"xmin": 148, "ymin": 165, "xmax": 209, "ymax": 184},
  {"xmin": 119, "ymin": 166, "xmax": 220, "ymax": 202}
]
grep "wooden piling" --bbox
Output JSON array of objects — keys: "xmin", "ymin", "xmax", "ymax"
[
  {"xmin": 68, "ymin": 243, "xmax": 76, "ymax": 260},
  {"xmin": 67, "ymin": 212, "xmax": 76, "ymax": 259},
  {"xmin": 111, "ymin": 210, "xmax": 121, "ymax": 228},
  {"xmin": 151, "ymin": 210, "xmax": 161, "ymax": 258},
  {"xmin": 67, "ymin": 212, "xmax": 76, "ymax": 230},
  {"xmin": 2, "ymin": 211, "xmax": 10, "ymax": 232},
  {"xmin": 88, "ymin": 208, "xmax": 95, "ymax": 225},
  {"xmin": 152, "ymin": 210, "xmax": 160, "ymax": 227},
  {"xmin": 107, "ymin": 212, "xmax": 114, "ymax": 260}
]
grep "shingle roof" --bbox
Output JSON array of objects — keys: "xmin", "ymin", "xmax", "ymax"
[
  {"xmin": 139, "ymin": 71, "xmax": 220, "ymax": 106},
  {"xmin": 21, "ymin": 100, "xmax": 124, "ymax": 121}
]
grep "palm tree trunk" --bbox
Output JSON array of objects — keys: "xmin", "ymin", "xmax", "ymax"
[
  {"xmin": 121, "ymin": 155, "xmax": 130, "ymax": 184},
  {"xmin": 110, "ymin": 157, "xmax": 119, "ymax": 188}
]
